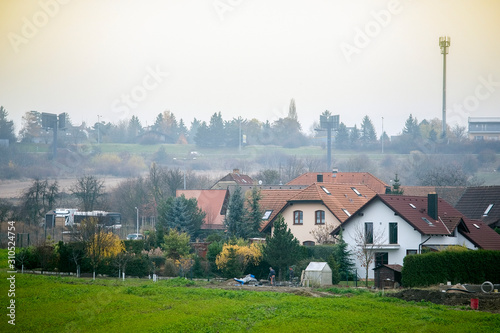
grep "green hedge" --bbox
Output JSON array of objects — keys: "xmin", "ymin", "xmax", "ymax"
[{"xmin": 402, "ymin": 250, "xmax": 500, "ymax": 287}]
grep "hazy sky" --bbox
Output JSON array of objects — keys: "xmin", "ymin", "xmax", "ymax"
[{"xmin": 1, "ymin": 0, "xmax": 499, "ymax": 137}]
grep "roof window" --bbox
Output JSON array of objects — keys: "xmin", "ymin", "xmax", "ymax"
[
  {"xmin": 342, "ymin": 208, "xmax": 351, "ymax": 217},
  {"xmin": 422, "ymin": 217, "xmax": 434, "ymax": 226},
  {"xmin": 351, "ymin": 187, "xmax": 362, "ymax": 196},
  {"xmin": 483, "ymin": 204, "xmax": 494, "ymax": 216},
  {"xmin": 262, "ymin": 210, "xmax": 273, "ymax": 220},
  {"xmin": 409, "ymin": 203, "xmax": 416, "ymax": 209},
  {"xmin": 320, "ymin": 186, "xmax": 331, "ymax": 195}
]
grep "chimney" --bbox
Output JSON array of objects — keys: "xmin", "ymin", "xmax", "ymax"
[
  {"xmin": 428, "ymin": 193, "xmax": 438, "ymax": 220},
  {"xmin": 317, "ymin": 174, "xmax": 323, "ymax": 183},
  {"xmin": 232, "ymin": 168, "xmax": 240, "ymax": 174}
]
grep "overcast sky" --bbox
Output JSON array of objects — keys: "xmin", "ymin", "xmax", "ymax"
[{"xmin": 1, "ymin": 0, "xmax": 499, "ymax": 137}]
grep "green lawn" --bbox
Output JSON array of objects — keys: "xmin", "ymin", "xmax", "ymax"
[{"xmin": 1, "ymin": 272, "xmax": 498, "ymax": 333}]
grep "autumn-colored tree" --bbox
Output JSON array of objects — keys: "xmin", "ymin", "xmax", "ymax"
[
  {"xmin": 215, "ymin": 242, "xmax": 262, "ymax": 277},
  {"xmin": 79, "ymin": 217, "xmax": 124, "ymax": 279}
]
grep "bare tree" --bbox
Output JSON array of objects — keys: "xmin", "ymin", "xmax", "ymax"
[
  {"xmin": 21, "ymin": 179, "xmax": 59, "ymax": 226},
  {"xmin": 310, "ymin": 222, "xmax": 337, "ymax": 244},
  {"xmin": 350, "ymin": 223, "xmax": 385, "ymax": 287},
  {"xmin": 70, "ymin": 175, "xmax": 105, "ymax": 211}
]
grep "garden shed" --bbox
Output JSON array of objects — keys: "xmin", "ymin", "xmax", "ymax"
[
  {"xmin": 302, "ymin": 262, "xmax": 332, "ymax": 287},
  {"xmin": 373, "ymin": 264, "xmax": 402, "ymax": 289}
]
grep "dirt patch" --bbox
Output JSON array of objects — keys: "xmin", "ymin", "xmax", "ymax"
[
  {"xmin": 387, "ymin": 289, "xmax": 500, "ymax": 313},
  {"xmin": 202, "ymin": 280, "xmax": 500, "ymax": 312}
]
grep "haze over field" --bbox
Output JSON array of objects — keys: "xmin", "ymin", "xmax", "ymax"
[{"xmin": 1, "ymin": 0, "xmax": 499, "ymax": 137}]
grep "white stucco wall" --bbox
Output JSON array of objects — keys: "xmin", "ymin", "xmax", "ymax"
[
  {"xmin": 278, "ymin": 202, "xmax": 342, "ymax": 245},
  {"xmin": 340, "ymin": 200, "xmax": 477, "ymax": 280}
]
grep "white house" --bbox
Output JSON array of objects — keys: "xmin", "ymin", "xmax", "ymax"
[{"xmin": 332, "ymin": 193, "xmax": 500, "ymax": 280}]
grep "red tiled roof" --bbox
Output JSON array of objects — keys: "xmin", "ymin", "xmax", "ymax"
[
  {"xmin": 218, "ymin": 172, "xmax": 253, "ymax": 185},
  {"xmin": 260, "ymin": 183, "xmax": 376, "ymax": 231},
  {"xmin": 259, "ymin": 189, "xmax": 302, "ymax": 230},
  {"xmin": 176, "ymin": 189, "xmax": 229, "ymax": 230},
  {"xmin": 344, "ymin": 194, "xmax": 500, "ymax": 250},
  {"xmin": 286, "ymin": 172, "xmax": 388, "ymax": 194}
]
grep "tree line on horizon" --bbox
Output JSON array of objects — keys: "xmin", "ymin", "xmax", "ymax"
[{"xmin": 0, "ymin": 102, "xmax": 479, "ymax": 150}]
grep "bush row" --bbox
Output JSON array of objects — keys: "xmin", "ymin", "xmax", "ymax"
[{"xmin": 402, "ymin": 250, "xmax": 500, "ymax": 287}]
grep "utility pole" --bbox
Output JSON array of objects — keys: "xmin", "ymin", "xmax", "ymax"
[
  {"xmin": 439, "ymin": 36, "xmax": 450, "ymax": 139},
  {"xmin": 381, "ymin": 117, "xmax": 384, "ymax": 154},
  {"xmin": 135, "ymin": 207, "xmax": 139, "ymax": 234},
  {"xmin": 97, "ymin": 115, "xmax": 101, "ymax": 144}
]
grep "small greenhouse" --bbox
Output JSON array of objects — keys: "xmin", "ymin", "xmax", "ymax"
[{"xmin": 302, "ymin": 262, "xmax": 332, "ymax": 287}]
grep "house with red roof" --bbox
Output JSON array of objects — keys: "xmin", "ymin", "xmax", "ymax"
[
  {"xmin": 260, "ymin": 183, "xmax": 377, "ymax": 245},
  {"xmin": 176, "ymin": 189, "xmax": 229, "ymax": 230},
  {"xmin": 332, "ymin": 193, "xmax": 500, "ymax": 279},
  {"xmin": 211, "ymin": 169, "xmax": 253, "ymax": 189},
  {"xmin": 287, "ymin": 172, "xmax": 390, "ymax": 194}
]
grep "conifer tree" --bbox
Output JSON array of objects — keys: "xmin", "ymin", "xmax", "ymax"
[
  {"xmin": 263, "ymin": 215, "xmax": 302, "ymax": 281},
  {"xmin": 224, "ymin": 186, "xmax": 249, "ymax": 238}
]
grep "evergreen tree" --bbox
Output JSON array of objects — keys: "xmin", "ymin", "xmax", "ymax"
[
  {"xmin": 402, "ymin": 114, "xmax": 420, "ymax": 138},
  {"xmin": 390, "ymin": 173, "xmax": 404, "ymax": 195},
  {"xmin": 263, "ymin": 215, "xmax": 302, "ymax": 280},
  {"xmin": 189, "ymin": 118, "xmax": 201, "ymax": 144},
  {"xmin": 246, "ymin": 187, "xmax": 263, "ymax": 236},
  {"xmin": 349, "ymin": 124, "xmax": 360, "ymax": 148},
  {"xmin": 128, "ymin": 115, "xmax": 143, "ymax": 142},
  {"xmin": 327, "ymin": 254, "xmax": 341, "ymax": 285},
  {"xmin": 360, "ymin": 115, "xmax": 377, "ymax": 144},
  {"xmin": 335, "ymin": 122, "xmax": 350, "ymax": 149},
  {"xmin": 157, "ymin": 195, "xmax": 205, "ymax": 240},
  {"xmin": 0, "ymin": 106, "xmax": 16, "ymax": 143},
  {"xmin": 333, "ymin": 229, "xmax": 354, "ymax": 280},
  {"xmin": 194, "ymin": 121, "xmax": 210, "ymax": 147},
  {"xmin": 208, "ymin": 112, "xmax": 225, "ymax": 147},
  {"xmin": 224, "ymin": 186, "xmax": 249, "ymax": 238}
]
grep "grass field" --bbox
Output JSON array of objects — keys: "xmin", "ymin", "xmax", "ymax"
[{"xmin": 1, "ymin": 271, "xmax": 499, "ymax": 333}]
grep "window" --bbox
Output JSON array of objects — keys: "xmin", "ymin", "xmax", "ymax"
[
  {"xmin": 422, "ymin": 217, "xmax": 434, "ymax": 226},
  {"xmin": 320, "ymin": 186, "xmax": 331, "ymax": 195},
  {"xmin": 389, "ymin": 222, "xmax": 398, "ymax": 244},
  {"xmin": 483, "ymin": 204, "xmax": 494, "ymax": 216},
  {"xmin": 406, "ymin": 249, "xmax": 417, "ymax": 255},
  {"xmin": 315, "ymin": 210, "xmax": 325, "ymax": 224},
  {"xmin": 293, "ymin": 210, "xmax": 303, "ymax": 225},
  {"xmin": 342, "ymin": 208, "xmax": 351, "ymax": 217},
  {"xmin": 351, "ymin": 187, "xmax": 362, "ymax": 196},
  {"xmin": 375, "ymin": 252, "xmax": 388, "ymax": 267},
  {"xmin": 365, "ymin": 222, "xmax": 373, "ymax": 244},
  {"xmin": 262, "ymin": 210, "xmax": 273, "ymax": 220}
]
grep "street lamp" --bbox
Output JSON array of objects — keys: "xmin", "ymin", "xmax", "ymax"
[{"xmin": 135, "ymin": 207, "xmax": 139, "ymax": 234}]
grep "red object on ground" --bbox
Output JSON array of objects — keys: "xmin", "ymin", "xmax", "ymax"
[{"xmin": 470, "ymin": 298, "xmax": 479, "ymax": 310}]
